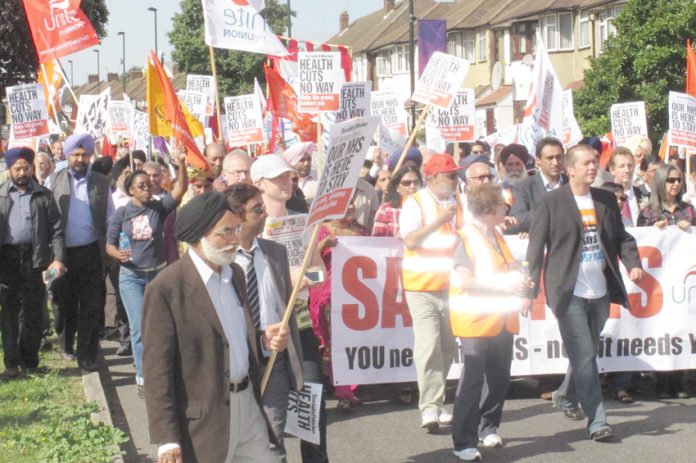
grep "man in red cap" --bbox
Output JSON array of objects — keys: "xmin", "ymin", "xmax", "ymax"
[{"xmin": 399, "ymin": 153, "xmax": 464, "ymax": 432}]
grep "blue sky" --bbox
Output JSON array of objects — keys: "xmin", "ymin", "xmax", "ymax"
[{"xmin": 66, "ymin": 0, "xmax": 380, "ymax": 86}]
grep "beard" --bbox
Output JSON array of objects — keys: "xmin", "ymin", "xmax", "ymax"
[
  {"xmin": 12, "ymin": 175, "xmax": 30, "ymax": 186},
  {"xmin": 505, "ymin": 170, "xmax": 527, "ymax": 186},
  {"xmin": 200, "ymin": 237, "xmax": 237, "ymax": 266}
]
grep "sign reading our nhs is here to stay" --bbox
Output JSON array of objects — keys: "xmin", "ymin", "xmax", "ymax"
[{"xmin": 298, "ymin": 52, "xmax": 343, "ymax": 113}]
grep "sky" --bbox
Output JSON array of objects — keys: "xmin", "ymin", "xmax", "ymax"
[{"xmin": 66, "ymin": 0, "xmax": 380, "ymax": 86}]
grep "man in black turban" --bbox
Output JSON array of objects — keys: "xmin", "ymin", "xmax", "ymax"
[{"xmin": 142, "ymin": 190, "xmax": 288, "ymax": 463}]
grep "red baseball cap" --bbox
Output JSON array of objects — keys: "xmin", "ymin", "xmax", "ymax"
[{"xmin": 423, "ymin": 153, "xmax": 464, "ymax": 177}]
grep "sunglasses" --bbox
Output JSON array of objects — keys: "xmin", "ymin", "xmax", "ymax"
[
  {"xmin": 247, "ymin": 203, "xmax": 266, "ymax": 215},
  {"xmin": 467, "ymin": 174, "xmax": 494, "ymax": 182},
  {"xmin": 400, "ymin": 179, "xmax": 421, "ymax": 187},
  {"xmin": 132, "ymin": 183, "xmax": 153, "ymax": 191},
  {"xmin": 666, "ymin": 177, "xmax": 682, "ymax": 184}
]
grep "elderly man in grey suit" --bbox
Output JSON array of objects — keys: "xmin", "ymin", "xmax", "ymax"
[{"xmin": 142, "ymin": 191, "xmax": 289, "ymax": 463}]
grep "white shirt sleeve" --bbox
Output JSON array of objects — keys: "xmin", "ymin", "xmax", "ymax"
[
  {"xmin": 398, "ymin": 196, "xmax": 423, "ymax": 238},
  {"xmin": 158, "ymin": 443, "xmax": 180, "ymax": 456}
]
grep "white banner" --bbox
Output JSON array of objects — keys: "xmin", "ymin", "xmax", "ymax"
[
  {"xmin": 335, "ymin": 82, "xmax": 371, "ymax": 123},
  {"xmin": 611, "ymin": 101, "xmax": 647, "ymax": 146},
  {"xmin": 75, "ymin": 88, "xmax": 110, "ymax": 139},
  {"xmin": 224, "ymin": 94, "xmax": 264, "ymax": 146},
  {"xmin": 130, "ymin": 110, "xmax": 150, "ymax": 149},
  {"xmin": 178, "ymin": 90, "xmax": 207, "ymax": 124},
  {"xmin": 186, "ymin": 74, "xmax": 216, "ymax": 117},
  {"xmin": 284, "ymin": 382, "xmax": 323, "ymax": 445},
  {"xmin": 427, "ymin": 89, "xmax": 476, "ymax": 142},
  {"xmin": 669, "ymin": 91, "xmax": 696, "ymax": 149},
  {"xmin": 298, "ymin": 52, "xmax": 344, "ymax": 113},
  {"xmin": 412, "ymin": 52, "xmax": 470, "ymax": 110},
  {"xmin": 371, "ymin": 91, "xmax": 408, "ymax": 136},
  {"xmin": 6, "ymin": 83, "xmax": 49, "ymax": 139},
  {"xmin": 331, "ymin": 228, "xmax": 696, "ymax": 385},
  {"xmin": 201, "ymin": 0, "xmax": 288, "ymax": 57},
  {"xmin": 562, "ymin": 90, "xmax": 583, "ymax": 147}
]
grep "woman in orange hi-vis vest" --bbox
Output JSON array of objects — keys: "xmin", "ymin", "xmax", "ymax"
[{"xmin": 449, "ymin": 183, "xmax": 533, "ymax": 462}]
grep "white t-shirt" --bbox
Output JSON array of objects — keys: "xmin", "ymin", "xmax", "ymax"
[{"xmin": 573, "ymin": 194, "xmax": 607, "ymax": 299}]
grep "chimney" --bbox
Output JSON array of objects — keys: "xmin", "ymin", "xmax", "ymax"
[
  {"xmin": 339, "ymin": 10, "xmax": 349, "ymax": 32},
  {"xmin": 87, "ymin": 74, "xmax": 99, "ymax": 84},
  {"xmin": 130, "ymin": 69, "xmax": 144, "ymax": 80},
  {"xmin": 384, "ymin": 0, "xmax": 395, "ymax": 13},
  {"xmin": 107, "ymin": 72, "xmax": 119, "ymax": 83}
]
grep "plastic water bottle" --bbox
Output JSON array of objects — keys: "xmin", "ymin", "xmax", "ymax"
[
  {"xmin": 119, "ymin": 232, "xmax": 132, "ymax": 261},
  {"xmin": 520, "ymin": 261, "xmax": 530, "ymax": 279}
]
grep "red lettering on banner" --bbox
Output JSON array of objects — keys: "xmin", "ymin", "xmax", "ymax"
[
  {"xmin": 531, "ymin": 271, "xmax": 547, "ymax": 320},
  {"xmin": 627, "ymin": 246, "xmax": 663, "ymax": 318},
  {"xmin": 381, "ymin": 257, "xmax": 412, "ymax": 328},
  {"xmin": 341, "ymin": 256, "xmax": 379, "ymax": 330}
]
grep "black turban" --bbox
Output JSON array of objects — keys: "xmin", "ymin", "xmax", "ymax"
[{"xmin": 175, "ymin": 191, "xmax": 231, "ymax": 244}]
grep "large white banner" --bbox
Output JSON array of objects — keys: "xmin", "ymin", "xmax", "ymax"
[{"xmin": 331, "ymin": 228, "xmax": 696, "ymax": 385}]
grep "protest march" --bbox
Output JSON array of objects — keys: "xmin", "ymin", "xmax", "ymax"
[{"xmin": 2, "ymin": 0, "xmax": 696, "ymax": 462}]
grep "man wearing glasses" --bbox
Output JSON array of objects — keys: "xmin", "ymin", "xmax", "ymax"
[
  {"xmin": 222, "ymin": 149, "xmax": 253, "ymax": 186},
  {"xmin": 48, "ymin": 133, "xmax": 114, "ymax": 371},
  {"xmin": 400, "ymin": 154, "xmax": 465, "ymax": 432}
]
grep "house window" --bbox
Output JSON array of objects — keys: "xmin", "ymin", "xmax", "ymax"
[
  {"xmin": 478, "ymin": 30, "xmax": 488, "ymax": 62},
  {"xmin": 511, "ymin": 21, "xmax": 538, "ymax": 60},
  {"xmin": 579, "ymin": 11, "xmax": 590, "ymax": 49},
  {"xmin": 462, "ymin": 31, "xmax": 475, "ymax": 61},
  {"xmin": 392, "ymin": 45, "xmax": 409, "ymax": 73},
  {"xmin": 542, "ymin": 13, "xmax": 573, "ymax": 51},
  {"xmin": 376, "ymin": 50, "xmax": 391, "ymax": 77},
  {"xmin": 543, "ymin": 14, "xmax": 558, "ymax": 50},
  {"xmin": 448, "ymin": 31, "xmax": 462, "ymax": 58},
  {"xmin": 352, "ymin": 55, "xmax": 367, "ymax": 81},
  {"xmin": 600, "ymin": 3, "xmax": 625, "ymax": 50}
]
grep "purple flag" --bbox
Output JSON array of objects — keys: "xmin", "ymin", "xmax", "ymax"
[{"xmin": 418, "ymin": 19, "xmax": 447, "ymax": 76}]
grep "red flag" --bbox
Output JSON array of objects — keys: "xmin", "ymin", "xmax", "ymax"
[
  {"xmin": 687, "ymin": 40, "xmax": 696, "ymax": 97},
  {"xmin": 21, "ymin": 0, "xmax": 100, "ymax": 63},
  {"xmin": 264, "ymin": 64, "xmax": 317, "ymax": 142},
  {"xmin": 149, "ymin": 52, "xmax": 208, "ymax": 170}
]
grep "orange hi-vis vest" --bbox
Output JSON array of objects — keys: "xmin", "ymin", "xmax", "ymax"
[
  {"xmin": 449, "ymin": 223, "xmax": 520, "ymax": 337},
  {"xmin": 402, "ymin": 189, "xmax": 464, "ymax": 292}
]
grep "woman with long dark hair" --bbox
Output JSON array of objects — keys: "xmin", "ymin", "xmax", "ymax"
[{"xmin": 372, "ymin": 165, "xmax": 423, "ymax": 237}]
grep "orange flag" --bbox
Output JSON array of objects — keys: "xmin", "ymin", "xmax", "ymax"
[
  {"xmin": 147, "ymin": 52, "xmax": 208, "ymax": 170},
  {"xmin": 264, "ymin": 63, "xmax": 317, "ymax": 142},
  {"xmin": 37, "ymin": 60, "xmax": 64, "ymax": 119},
  {"xmin": 687, "ymin": 40, "xmax": 696, "ymax": 97}
]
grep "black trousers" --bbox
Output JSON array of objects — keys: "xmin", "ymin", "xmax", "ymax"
[
  {"xmin": 52, "ymin": 241, "xmax": 105, "ymax": 363},
  {"xmin": 299, "ymin": 327, "xmax": 329, "ymax": 463},
  {"xmin": 0, "ymin": 245, "xmax": 46, "ymax": 369}
]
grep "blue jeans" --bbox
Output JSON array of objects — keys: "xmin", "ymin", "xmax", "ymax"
[
  {"xmin": 119, "ymin": 266, "xmax": 161, "ymax": 383},
  {"xmin": 554, "ymin": 295, "xmax": 609, "ymax": 434}
]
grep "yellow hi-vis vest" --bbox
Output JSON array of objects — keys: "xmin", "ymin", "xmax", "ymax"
[
  {"xmin": 449, "ymin": 224, "xmax": 520, "ymax": 337},
  {"xmin": 402, "ymin": 189, "xmax": 464, "ymax": 292}
]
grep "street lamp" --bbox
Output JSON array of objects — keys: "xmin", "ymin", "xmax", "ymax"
[
  {"xmin": 148, "ymin": 7, "xmax": 158, "ymax": 55},
  {"xmin": 93, "ymin": 49, "xmax": 100, "ymax": 86},
  {"xmin": 67, "ymin": 59, "xmax": 74, "ymax": 86},
  {"xmin": 408, "ymin": 0, "xmax": 416, "ymax": 131},
  {"xmin": 287, "ymin": 0, "xmax": 292, "ymax": 36},
  {"xmin": 118, "ymin": 31, "xmax": 126, "ymax": 95}
]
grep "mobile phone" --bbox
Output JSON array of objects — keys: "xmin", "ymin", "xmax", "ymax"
[{"xmin": 305, "ymin": 269, "xmax": 325, "ymax": 283}]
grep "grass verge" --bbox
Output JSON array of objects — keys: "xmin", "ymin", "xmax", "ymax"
[{"xmin": 0, "ymin": 345, "xmax": 128, "ymax": 463}]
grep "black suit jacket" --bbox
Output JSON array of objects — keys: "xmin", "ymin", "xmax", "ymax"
[
  {"xmin": 142, "ymin": 251, "xmax": 276, "ymax": 463},
  {"xmin": 525, "ymin": 185, "xmax": 642, "ymax": 316},
  {"xmin": 507, "ymin": 173, "xmax": 568, "ymax": 234}
]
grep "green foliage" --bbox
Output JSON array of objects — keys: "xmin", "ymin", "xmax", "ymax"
[
  {"xmin": 575, "ymin": 0, "xmax": 696, "ymax": 143},
  {"xmin": 169, "ymin": 0, "xmax": 294, "ymax": 96},
  {"xmin": 0, "ymin": 0, "xmax": 109, "ymax": 90}
]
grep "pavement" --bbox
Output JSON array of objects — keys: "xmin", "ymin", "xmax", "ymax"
[{"xmin": 97, "ymin": 339, "xmax": 696, "ymax": 462}]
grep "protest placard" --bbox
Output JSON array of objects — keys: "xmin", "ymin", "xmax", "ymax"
[
  {"xmin": 427, "ymin": 89, "xmax": 476, "ymax": 142},
  {"xmin": 411, "ymin": 52, "xmax": 470, "ymax": 109},
  {"xmin": 178, "ymin": 90, "xmax": 207, "ymax": 124},
  {"xmin": 223, "ymin": 94, "xmax": 264, "ymax": 145},
  {"xmin": 108, "ymin": 100, "xmax": 132, "ymax": 134},
  {"xmin": 562, "ymin": 90, "xmax": 583, "ymax": 146},
  {"xmin": 75, "ymin": 88, "xmax": 111, "ymax": 139},
  {"xmin": 669, "ymin": 91, "xmax": 696, "ymax": 149},
  {"xmin": 298, "ymin": 52, "xmax": 343, "ymax": 113},
  {"xmin": 263, "ymin": 214, "xmax": 308, "ymax": 268},
  {"xmin": 335, "ymin": 82, "xmax": 372, "ymax": 123},
  {"xmin": 610, "ymin": 101, "xmax": 647, "ymax": 145},
  {"xmin": 307, "ymin": 117, "xmax": 379, "ymax": 227},
  {"xmin": 186, "ymin": 74, "xmax": 216, "ymax": 116},
  {"xmin": 130, "ymin": 110, "xmax": 150, "ymax": 150},
  {"xmin": 377, "ymin": 123, "xmax": 407, "ymax": 155},
  {"xmin": 6, "ymin": 83, "xmax": 49, "ymax": 139},
  {"xmin": 284, "ymin": 382, "xmax": 322, "ymax": 445},
  {"xmin": 371, "ymin": 91, "xmax": 408, "ymax": 136}
]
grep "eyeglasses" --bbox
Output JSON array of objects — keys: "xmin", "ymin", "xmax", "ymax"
[
  {"xmin": 247, "ymin": 203, "xmax": 266, "ymax": 215},
  {"xmin": 69, "ymin": 151, "xmax": 91, "ymax": 159},
  {"xmin": 224, "ymin": 169, "xmax": 250, "ymax": 177},
  {"xmin": 211, "ymin": 225, "xmax": 242, "ymax": 237},
  {"xmin": 132, "ymin": 183, "xmax": 153, "ymax": 191},
  {"xmin": 467, "ymin": 174, "xmax": 494, "ymax": 182},
  {"xmin": 400, "ymin": 179, "xmax": 421, "ymax": 187},
  {"xmin": 666, "ymin": 177, "xmax": 682, "ymax": 184}
]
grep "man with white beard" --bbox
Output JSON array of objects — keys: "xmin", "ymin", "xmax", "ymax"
[{"xmin": 142, "ymin": 191, "xmax": 288, "ymax": 463}]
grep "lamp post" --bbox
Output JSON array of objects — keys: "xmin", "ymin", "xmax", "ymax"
[
  {"xmin": 93, "ymin": 49, "xmax": 100, "ymax": 88},
  {"xmin": 148, "ymin": 7, "xmax": 158, "ymax": 55},
  {"xmin": 67, "ymin": 59, "xmax": 74, "ymax": 86},
  {"xmin": 287, "ymin": 0, "xmax": 292, "ymax": 36},
  {"xmin": 118, "ymin": 31, "xmax": 126, "ymax": 95},
  {"xmin": 408, "ymin": 0, "xmax": 416, "ymax": 131}
]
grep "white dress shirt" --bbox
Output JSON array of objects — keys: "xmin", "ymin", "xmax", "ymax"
[{"xmin": 234, "ymin": 238, "xmax": 282, "ymax": 330}]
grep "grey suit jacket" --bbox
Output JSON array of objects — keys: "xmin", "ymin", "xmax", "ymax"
[
  {"xmin": 525, "ymin": 185, "xmax": 642, "ymax": 316},
  {"xmin": 257, "ymin": 237, "xmax": 304, "ymax": 391},
  {"xmin": 142, "ymin": 251, "xmax": 276, "ymax": 463},
  {"xmin": 508, "ymin": 173, "xmax": 568, "ymax": 234}
]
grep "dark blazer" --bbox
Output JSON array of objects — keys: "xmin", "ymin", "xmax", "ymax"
[
  {"xmin": 525, "ymin": 185, "xmax": 642, "ymax": 316},
  {"xmin": 256, "ymin": 238, "xmax": 304, "ymax": 391},
  {"xmin": 508, "ymin": 173, "xmax": 568, "ymax": 234},
  {"xmin": 142, "ymin": 251, "xmax": 276, "ymax": 463}
]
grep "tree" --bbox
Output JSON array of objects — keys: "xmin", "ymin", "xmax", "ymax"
[
  {"xmin": 169, "ymin": 0, "xmax": 294, "ymax": 97},
  {"xmin": 0, "ymin": 0, "xmax": 109, "ymax": 91},
  {"xmin": 575, "ymin": 0, "xmax": 696, "ymax": 143}
]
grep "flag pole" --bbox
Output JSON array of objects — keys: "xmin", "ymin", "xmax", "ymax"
[
  {"xmin": 56, "ymin": 58, "xmax": 79, "ymax": 106},
  {"xmin": 40, "ymin": 63, "xmax": 64, "ymax": 134},
  {"xmin": 393, "ymin": 104, "xmax": 430, "ymax": 173},
  {"xmin": 208, "ymin": 46, "xmax": 224, "ymax": 141}
]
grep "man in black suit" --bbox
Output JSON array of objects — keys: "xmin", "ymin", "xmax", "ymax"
[
  {"xmin": 609, "ymin": 146, "xmax": 647, "ymax": 227},
  {"xmin": 507, "ymin": 137, "xmax": 567, "ymax": 234},
  {"xmin": 523, "ymin": 143, "xmax": 643, "ymax": 442}
]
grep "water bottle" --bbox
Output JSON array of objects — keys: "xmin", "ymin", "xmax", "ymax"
[
  {"xmin": 520, "ymin": 260, "xmax": 530, "ymax": 279},
  {"xmin": 119, "ymin": 232, "xmax": 132, "ymax": 261}
]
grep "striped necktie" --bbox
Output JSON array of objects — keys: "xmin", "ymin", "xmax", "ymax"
[{"xmin": 240, "ymin": 249, "xmax": 261, "ymax": 329}]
